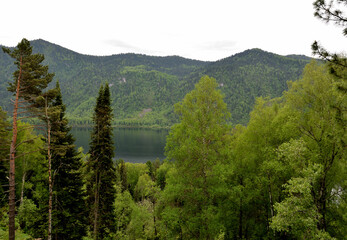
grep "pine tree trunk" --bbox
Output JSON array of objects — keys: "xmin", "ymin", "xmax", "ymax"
[
  {"xmin": 93, "ymin": 173, "xmax": 100, "ymax": 240},
  {"xmin": 9, "ymin": 55, "xmax": 22, "ymax": 240},
  {"xmin": 47, "ymin": 107, "xmax": 53, "ymax": 240}
]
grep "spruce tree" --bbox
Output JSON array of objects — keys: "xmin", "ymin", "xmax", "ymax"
[
  {"xmin": 2, "ymin": 38, "xmax": 54, "ymax": 240},
  {"xmin": 50, "ymin": 81, "xmax": 87, "ymax": 239},
  {"xmin": 86, "ymin": 83, "xmax": 116, "ymax": 239}
]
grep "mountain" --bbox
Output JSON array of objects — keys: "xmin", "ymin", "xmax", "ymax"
[
  {"xmin": 180, "ymin": 49, "xmax": 311, "ymax": 123},
  {"xmin": 0, "ymin": 39, "xmax": 311, "ymax": 127}
]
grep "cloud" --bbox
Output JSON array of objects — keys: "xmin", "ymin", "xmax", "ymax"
[
  {"xmin": 103, "ymin": 39, "xmax": 168, "ymax": 56},
  {"xmin": 198, "ymin": 40, "xmax": 237, "ymax": 52},
  {"xmin": 104, "ymin": 39, "xmax": 144, "ymax": 53}
]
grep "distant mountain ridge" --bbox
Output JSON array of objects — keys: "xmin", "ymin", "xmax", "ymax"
[{"xmin": 0, "ymin": 39, "xmax": 311, "ymax": 126}]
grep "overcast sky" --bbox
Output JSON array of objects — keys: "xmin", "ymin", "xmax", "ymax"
[{"xmin": 0, "ymin": 0, "xmax": 345, "ymax": 61}]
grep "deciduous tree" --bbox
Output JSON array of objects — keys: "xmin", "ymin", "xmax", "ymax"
[{"xmin": 161, "ymin": 76, "xmax": 232, "ymax": 239}]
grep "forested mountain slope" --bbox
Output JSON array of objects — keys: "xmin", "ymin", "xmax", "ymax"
[
  {"xmin": 0, "ymin": 39, "xmax": 310, "ymax": 126},
  {"xmin": 181, "ymin": 49, "xmax": 311, "ymax": 123}
]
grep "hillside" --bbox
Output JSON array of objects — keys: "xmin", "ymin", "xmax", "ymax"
[
  {"xmin": 0, "ymin": 39, "xmax": 311, "ymax": 126},
  {"xmin": 180, "ymin": 49, "xmax": 311, "ymax": 123}
]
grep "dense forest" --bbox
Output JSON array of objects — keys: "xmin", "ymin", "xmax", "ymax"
[
  {"xmin": 0, "ymin": 1, "xmax": 346, "ymax": 239},
  {"xmin": 0, "ymin": 40, "xmax": 310, "ymax": 127}
]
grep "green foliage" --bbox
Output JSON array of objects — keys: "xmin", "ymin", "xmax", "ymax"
[
  {"xmin": 223, "ymin": 61, "xmax": 346, "ymax": 239},
  {"xmin": 0, "ymin": 228, "xmax": 32, "ymax": 240},
  {"xmin": 117, "ymin": 159, "xmax": 128, "ymax": 193},
  {"xmin": 2, "ymin": 38, "xmax": 54, "ymax": 110},
  {"xmin": 0, "ymin": 107, "xmax": 10, "ymax": 207},
  {"xmin": 160, "ymin": 76, "xmax": 232, "ymax": 239},
  {"xmin": 125, "ymin": 162, "xmax": 148, "ymax": 196},
  {"xmin": 86, "ymin": 83, "xmax": 117, "ymax": 239},
  {"xmin": 113, "ymin": 161, "xmax": 163, "ymax": 239},
  {"xmin": 271, "ymin": 165, "xmax": 334, "ymax": 240},
  {"xmin": 283, "ymin": 61, "xmax": 346, "ymax": 235},
  {"xmin": 17, "ymin": 198, "xmax": 39, "ymax": 236},
  {"xmin": 114, "ymin": 190, "xmax": 135, "ymax": 238},
  {"xmin": 15, "ymin": 122, "xmax": 45, "ymax": 202},
  {"xmin": 127, "ymin": 199, "xmax": 156, "ymax": 240},
  {"xmin": 182, "ymin": 48, "xmax": 310, "ymax": 124},
  {"xmin": 134, "ymin": 173, "xmax": 156, "ymax": 202},
  {"xmin": 155, "ymin": 160, "xmax": 171, "ymax": 190},
  {"xmin": 312, "ymin": 0, "xmax": 347, "ymax": 64},
  {"xmin": 227, "ymin": 97, "xmax": 299, "ymax": 238},
  {"xmin": 0, "ymin": 120, "xmax": 50, "ymax": 239},
  {"xmin": 49, "ymin": 81, "xmax": 87, "ymax": 239}
]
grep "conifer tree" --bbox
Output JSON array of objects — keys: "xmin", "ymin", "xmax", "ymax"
[
  {"xmin": 50, "ymin": 81, "xmax": 87, "ymax": 240},
  {"xmin": 86, "ymin": 83, "xmax": 116, "ymax": 239},
  {"xmin": 2, "ymin": 38, "xmax": 54, "ymax": 240},
  {"xmin": 312, "ymin": 0, "xmax": 347, "ymax": 67}
]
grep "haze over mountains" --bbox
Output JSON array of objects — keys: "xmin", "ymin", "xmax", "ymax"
[{"xmin": 0, "ymin": 39, "xmax": 311, "ymax": 126}]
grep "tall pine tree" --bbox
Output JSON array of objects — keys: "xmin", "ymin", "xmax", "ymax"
[
  {"xmin": 2, "ymin": 38, "xmax": 54, "ymax": 240},
  {"xmin": 50, "ymin": 81, "xmax": 87, "ymax": 240},
  {"xmin": 86, "ymin": 83, "xmax": 116, "ymax": 239}
]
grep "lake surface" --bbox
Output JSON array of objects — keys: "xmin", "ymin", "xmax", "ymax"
[{"xmin": 71, "ymin": 127, "xmax": 169, "ymax": 163}]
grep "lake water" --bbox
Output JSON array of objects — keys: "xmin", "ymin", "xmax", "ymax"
[{"xmin": 71, "ymin": 127, "xmax": 169, "ymax": 163}]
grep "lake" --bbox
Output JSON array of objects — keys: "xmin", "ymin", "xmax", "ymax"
[{"xmin": 71, "ymin": 127, "xmax": 169, "ymax": 163}]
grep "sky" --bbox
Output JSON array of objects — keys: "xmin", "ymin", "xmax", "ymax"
[{"xmin": 0, "ymin": 0, "xmax": 345, "ymax": 61}]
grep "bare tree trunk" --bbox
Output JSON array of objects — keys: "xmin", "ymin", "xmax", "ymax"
[
  {"xmin": 93, "ymin": 172, "xmax": 100, "ymax": 240},
  {"xmin": 20, "ymin": 171, "xmax": 26, "ymax": 206},
  {"xmin": 46, "ymin": 101, "xmax": 53, "ymax": 240},
  {"xmin": 9, "ymin": 55, "xmax": 22, "ymax": 240}
]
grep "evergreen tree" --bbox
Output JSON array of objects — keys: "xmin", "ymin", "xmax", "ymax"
[
  {"xmin": 118, "ymin": 159, "xmax": 128, "ymax": 193},
  {"xmin": 312, "ymin": 0, "xmax": 347, "ymax": 67},
  {"xmin": 86, "ymin": 83, "xmax": 117, "ymax": 239},
  {"xmin": 49, "ymin": 81, "xmax": 87, "ymax": 239},
  {"xmin": 2, "ymin": 38, "xmax": 54, "ymax": 240}
]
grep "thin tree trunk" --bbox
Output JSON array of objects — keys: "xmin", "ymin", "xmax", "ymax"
[
  {"xmin": 20, "ymin": 153, "xmax": 28, "ymax": 207},
  {"xmin": 20, "ymin": 171, "xmax": 26, "ymax": 206},
  {"xmin": 268, "ymin": 178, "xmax": 276, "ymax": 238},
  {"xmin": 47, "ymin": 112, "xmax": 53, "ymax": 240},
  {"xmin": 317, "ymin": 174, "xmax": 327, "ymax": 231},
  {"xmin": 153, "ymin": 199, "xmax": 157, "ymax": 239},
  {"xmin": 238, "ymin": 177, "xmax": 243, "ymax": 239},
  {"xmin": 94, "ymin": 172, "xmax": 100, "ymax": 240},
  {"xmin": 9, "ymin": 55, "xmax": 22, "ymax": 240},
  {"xmin": 268, "ymin": 182, "xmax": 274, "ymax": 218}
]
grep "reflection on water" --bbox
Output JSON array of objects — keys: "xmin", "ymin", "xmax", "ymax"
[{"xmin": 71, "ymin": 127, "xmax": 169, "ymax": 163}]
